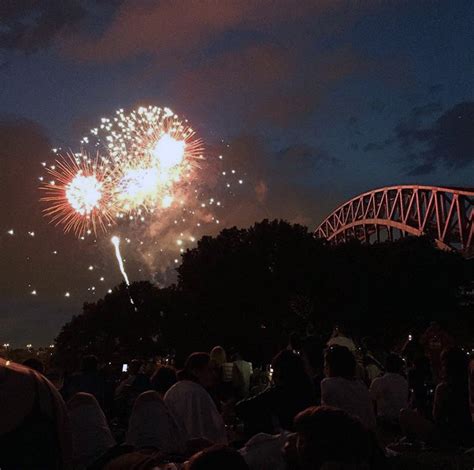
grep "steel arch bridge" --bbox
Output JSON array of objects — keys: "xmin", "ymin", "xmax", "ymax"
[{"xmin": 315, "ymin": 185, "xmax": 474, "ymax": 257}]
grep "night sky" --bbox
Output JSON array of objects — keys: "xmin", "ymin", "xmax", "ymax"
[{"xmin": 1, "ymin": 1, "xmax": 473, "ymax": 346}]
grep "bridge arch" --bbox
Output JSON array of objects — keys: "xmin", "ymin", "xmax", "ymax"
[{"xmin": 315, "ymin": 185, "xmax": 474, "ymax": 256}]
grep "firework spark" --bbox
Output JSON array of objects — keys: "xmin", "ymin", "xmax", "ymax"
[{"xmin": 40, "ymin": 152, "xmax": 117, "ymax": 236}]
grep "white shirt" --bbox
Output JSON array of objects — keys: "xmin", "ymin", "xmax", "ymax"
[
  {"xmin": 233, "ymin": 360, "xmax": 253, "ymax": 396},
  {"xmin": 370, "ymin": 373, "xmax": 408, "ymax": 420},
  {"xmin": 164, "ymin": 380, "xmax": 227, "ymax": 444},
  {"xmin": 321, "ymin": 377, "xmax": 376, "ymax": 430}
]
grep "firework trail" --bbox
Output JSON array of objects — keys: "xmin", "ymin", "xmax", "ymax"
[
  {"xmin": 111, "ymin": 236, "xmax": 130, "ymax": 285},
  {"xmin": 111, "ymin": 235, "xmax": 137, "ymax": 309}
]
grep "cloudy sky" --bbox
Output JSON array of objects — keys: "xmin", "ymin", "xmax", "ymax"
[{"xmin": 1, "ymin": 0, "xmax": 473, "ymax": 345}]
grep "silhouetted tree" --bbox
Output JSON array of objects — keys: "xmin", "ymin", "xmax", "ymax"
[{"xmin": 54, "ymin": 219, "xmax": 473, "ymax": 368}]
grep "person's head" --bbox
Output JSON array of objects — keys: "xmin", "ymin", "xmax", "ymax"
[
  {"xmin": 385, "ymin": 353, "xmax": 405, "ymax": 375},
  {"xmin": 231, "ymin": 350, "xmax": 243, "ymax": 361},
  {"xmin": 183, "ymin": 352, "xmax": 215, "ymax": 388},
  {"xmin": 289, "ymin": 332, "xmax": 303, "ymax": 351},
  {"xmin": 150, "ymin": 365, "xmax": 177, "ymax": 396},
  {"xmin": 81, "ymin": 355, "xmax": 98, "ymax": 373},
  {"xmin": 210, "ymin": 346, "xmax": 227, "ymax": 367},
  {"xmin": 324, "ymin": 346, "xmax": 356, "ymax": 379},
  {"xmin": 22, "ymin": 358, "xmax": 44, "ymax": 374},
  {"xmin": 302, "ymin": 339, "xmax": 324, "ymax": 377},
  {"xmin": 331, "ymin": 324, "xmax": 347, "ymax": 338},
  {"xmin": 187, "ymin": 444, "xmax": 249, "ymax": 470},
  {"xmin": 272, "ymin": 349, "xmax": 309, "ymax": 387},
  {"xmin": 441, "ymin": 347, "xmax": 468, "ymax": 386},
  {"xmin": 294, "ymin": 406, "xmax": 370, "ymax": 470},
  {"xmin": 129, "ymin": 359, "xmax": 142, "ymax": 376}
]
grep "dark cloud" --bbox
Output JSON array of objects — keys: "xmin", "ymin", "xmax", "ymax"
[
  {"xmin": 369, "ymin": 99, "xmax": 386, "ymax": 113},
  {"xmin": 428, "ymin": 84, "xmax": 444, "ymax": 95},
  {"xmin": 204, "ymin": 134, "xmax": 337, "ymax": 228},
  {"xmin": 363, "ymin": 139, "xmax": 393, "ymax": 152},
  {"xmin": 164, "ymin": 44, "xmax": 371, "ymax": 129},
  {"xmin": 402, "ymin": 102, "xmax": 474, "ymax": 174},
  {"xmin": 61, "ymin": 1, "xmax": 336, "ymax": 62},
  {"xmin": 0, "ymin": 116, "xmax": 51, "ymax": 221},
  {"xmin": 0, "ymin": 1, "xmax": 87, "ymax": 53},
  {"xmin": 278, "ymin": 144, "xmax": 340, "ymax": 171},
  {"xmin": 364, "ymin": 101, "xmax": 474, "ymax": 175}
]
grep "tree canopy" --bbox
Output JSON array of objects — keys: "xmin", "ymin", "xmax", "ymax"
[{"xmin": 54, "ymin": 219, "xmax": 473, "ymax": 369}]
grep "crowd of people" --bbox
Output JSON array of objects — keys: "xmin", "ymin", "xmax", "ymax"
[{"xmin": 0, "ymin": 322, "xmax": 473, "ymax": 469}]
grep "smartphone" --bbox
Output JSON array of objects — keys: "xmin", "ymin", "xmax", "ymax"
[{"xmin": 122, "ymin": 363, "xmax": 128, "ymax": 372}]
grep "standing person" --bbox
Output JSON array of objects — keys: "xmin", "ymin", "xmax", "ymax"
[
  {"xmin": 326, "ymin": 325, "xmax": 357, "ymax": 353},
  {"xmin": 361, "ymin": 337, "xmax": 384, "ymax": 384},
  {"xmin": 321, "ymin": 346, "xmax": 376, "ymax": 430},
  {"xmin": 232, "ymin": 351, "xmax": 253, "ymax": 399},
  {"xmin": 114, "ymin": 359, "xmax": 151, "ymax": 425},
  {"xmin": 236, "ymin": 350, "xmax": 315, "ymax": 435},
  {"xmin": 0, "ymin": 358, "xmax": 72, "ymax": 469},
  {"xmin": 164, "ymin": 352, "xmax": 227, "ymax": 444},
  {"xmin": 210, "ymin": 346, "xmax": 234, "ymax": 401},
  {"xmin": 420, "ymin": 321, "xmax": 454, "ymax": 383},
  {"xmin": 370, "ymin": 353, "xmax": 408, "ymax": 425}
]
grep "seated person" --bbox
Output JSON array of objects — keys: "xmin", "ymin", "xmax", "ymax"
[
  {"xmin": 292, "ymin": 406, "xmax": 374, "ymax": 470},
  {"xmin": 126, "ymin": 390, "xmax": 186, "ymax": 454},
  {"xmin": 370, "ymin": 353, "xmax": 408, "ymax": 425},
  {"xmin": 321, "ymin": 346, "xmax": 376, "ymax": 430},
  {"xmin": 0, "ymin": 358, "xmax": 72, "ymax": 469},
  {"xmin": 68, "ymin": 392, "xmax": 115, "ymax": 469},
  {"xmin": 401, "ymin": 347, "xmax": 473, "ymax": 448},
  {"xmin": 150, "ymin": 365, "xmax": 177, "ymax": 399},
  {"xmin": 187, "ymin": 444, "xmax": 249, "ymax": 470},
  {"xmin": 164, "ymin": 352, "xmax": 227, "ymax": 444},
  {"xmin": 236, "ymin": 350, "xmax": 315, "ymax": 435}
]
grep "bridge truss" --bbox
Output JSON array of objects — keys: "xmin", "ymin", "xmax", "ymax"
[{"xmin": 315, "ymin": 185, "xmax": 474, "ymax": 257}]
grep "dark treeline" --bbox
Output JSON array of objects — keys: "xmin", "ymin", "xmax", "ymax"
[{"xmin": 54, "ymin": 219, "xmax": 473, "ymax": 370}]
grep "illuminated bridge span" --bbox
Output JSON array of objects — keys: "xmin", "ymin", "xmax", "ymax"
[{"xmin": 315, "ymin": 185, "xmax": 474, "ymax": 257}]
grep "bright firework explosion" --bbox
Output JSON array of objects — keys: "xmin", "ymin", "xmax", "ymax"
[
  {"xmin": 39, "ymin": 152, "xmax": 116, "ymax": 236},
  {"xmin": 83, "ymin": 106, "xmax": 203, "ymax": 217},
  {"xmin": 38, "ymin": 105, "xmax": 243, "ymax": 298},
  {"xmin": 40, "ymin": 106, "xmax": 203, "ymax": 236}
]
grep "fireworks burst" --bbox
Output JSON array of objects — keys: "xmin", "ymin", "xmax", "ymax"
[
  {"xmin": 84, "ymin": 105, "xmax": 203, "ymax": 217},
  {"xmin": 37, "ymin": 104, "xmax": 244, "ymax": 300},
  {"xmin": 40, "ymin": 152, "xmax": 117, "ymax": 236}
]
